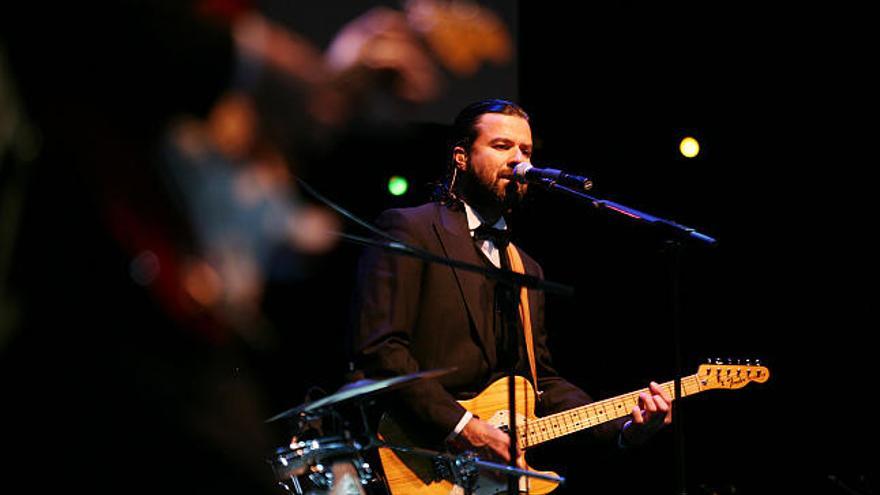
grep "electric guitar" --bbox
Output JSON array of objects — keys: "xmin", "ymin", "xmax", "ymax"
[{"xmin": 378, "ymin": 362, "xmax": 770, "ymax": 495}]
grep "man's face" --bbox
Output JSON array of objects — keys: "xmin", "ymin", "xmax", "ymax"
[{"xmin": 457, "ymin": 113, "xmax": 532, "ymax": 207}]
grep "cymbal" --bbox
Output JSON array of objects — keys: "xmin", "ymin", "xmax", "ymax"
[{"xmin": 265, "ymin": 368, "xmax": 456, "ymax": 423}]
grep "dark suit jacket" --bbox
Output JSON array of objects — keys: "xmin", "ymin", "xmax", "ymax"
[{"xmin": 352, "ymin": 202, "xmax": 618, "ymax": 444}]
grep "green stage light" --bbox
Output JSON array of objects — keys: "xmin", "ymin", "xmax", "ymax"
[{"xmin": 388, "ymin": 176, "xmax": 409, "ymax": 196}]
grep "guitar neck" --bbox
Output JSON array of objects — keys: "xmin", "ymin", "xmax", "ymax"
[{"xmin": 519, "ymin": 374, "xmax": 702, "ymax": 449}]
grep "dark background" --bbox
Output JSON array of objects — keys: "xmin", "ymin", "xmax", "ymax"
[
  {"xmin": 516, "ymin": 5, "xmax": 874, "ymax": 494},
  {"xmin": 2, "ymin": 2, "xmax": 874, "ymax": 495}
]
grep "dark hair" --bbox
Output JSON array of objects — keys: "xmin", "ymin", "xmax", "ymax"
[{"xmin": 432, "ymin": 99, "xmax": 529, "ymax": 206}]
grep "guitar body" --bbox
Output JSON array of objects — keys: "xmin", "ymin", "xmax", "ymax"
[{"xmin": 378, "ymin": 376, "xmax": 560, "ymax": 495}]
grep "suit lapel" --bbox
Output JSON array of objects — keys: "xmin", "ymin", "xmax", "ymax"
[{"xmin": 431, "ymin": 205, "xmax": 496, "ymax": 367}]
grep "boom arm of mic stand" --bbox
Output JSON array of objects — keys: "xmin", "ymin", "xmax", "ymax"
[
  {"xmin": 295, "ymin": 178, "xmax": 576, "ymax": 294},
  {"xmin": 336, "ymin": 232, "xmax": 575, "ymax": 297},
  {"xmin": 472, "ymin": 458, "xmax": 566, "ymax": 485},
  {"xmin": 380, "ymin": 443, "xmax": 566, "ymax": 485},
  {"xmin": 542, "ymin": 180, "xmax": 717, "ymax": 245}
]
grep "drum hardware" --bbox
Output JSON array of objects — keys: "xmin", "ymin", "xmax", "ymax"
[
  {"xmin": 265, "ymin": 369, "xmax": 458, "ymax": 494},
  {"xmin": 268, "ymin": 437, "xmax": 375, "ymax": 494},
  {"xmin": 265, "ymin": 368, "xmax": 458, "ymax": 423},
  {"xmin": 432, "ymin": 450, "xmax": 480, "ymax": 491},
  {"xmin": 264, "ymin": 368, "xmax": 562, "ymax": 494}
]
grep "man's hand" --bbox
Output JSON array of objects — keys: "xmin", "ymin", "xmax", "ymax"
[
  {"xmin": 622, "ymin": 381, "xmax": 673, "ymax": 446},
  {"xmin": 450, "ymin": 417, "xmax": 518, "ymax": 463}
]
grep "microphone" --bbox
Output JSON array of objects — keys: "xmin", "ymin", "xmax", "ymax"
[{"xmin": 512, "ymin": 162, "xmax": 593, "ymax": 190}]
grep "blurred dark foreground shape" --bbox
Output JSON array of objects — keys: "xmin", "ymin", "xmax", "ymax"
[{"xmin": 0, "ymin": 1, "xmax": 515, "ymax": 493}]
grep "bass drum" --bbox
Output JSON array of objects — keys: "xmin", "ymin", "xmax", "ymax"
[{"xmin": 268, "ymin": 437, "xmax": 380, "ymax": 495}]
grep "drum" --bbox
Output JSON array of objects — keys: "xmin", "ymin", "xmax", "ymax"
[{"xmin": 268, "ymin": 437, "xmax": 377, "ymax": 494}]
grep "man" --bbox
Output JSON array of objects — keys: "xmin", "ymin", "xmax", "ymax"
[{"xmin": 352, "ymin": 99, "xmax": 671, "ymax": 467}]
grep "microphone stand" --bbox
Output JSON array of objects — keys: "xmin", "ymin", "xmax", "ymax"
[
  {"xmin": 336, "ymin": 232, "xmax": 569, "ymax": 495},
  {"xmin": 496, "ymin": 255, "xmax": 520, "ymax": 495},
  {"xmin": 667, "ymin": 239, "xmax": 687, "ymax": 495},
  {"xmin": 294, "ymin": 177, "xmax": 565, "ymax": 493},
  {"xmin": 295, "ymin": 178, "xmax": 568, "ymax": 495},
  {"xmin": 539, "ymin": 180, "xmax": 716, "ymax": 495}
]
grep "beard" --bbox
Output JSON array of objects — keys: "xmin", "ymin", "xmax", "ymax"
[
  {"xmin": 506, "ymin": 178, "xmax": 527, "ymax": 202},
  {"xmin": 498, "ymin": 178, "xmax": 527, "ymax": 210},
  {"xmin": 458, "ymin": 172, "xmax": 527, "ymax": 213}
]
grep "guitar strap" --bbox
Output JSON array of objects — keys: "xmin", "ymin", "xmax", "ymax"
[{"xmin": 505, "ymin": 243, "xmax": 541, "ymax": 396}]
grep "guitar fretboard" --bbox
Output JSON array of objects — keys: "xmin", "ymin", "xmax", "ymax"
[{"xmin": 518, "ymin": 375, "xmax": 702, "ymax": 449}]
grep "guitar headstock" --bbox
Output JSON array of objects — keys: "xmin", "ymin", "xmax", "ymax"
[{"xmin": 696, "ymin": 359, "xmax": 770, "ymax": 390}]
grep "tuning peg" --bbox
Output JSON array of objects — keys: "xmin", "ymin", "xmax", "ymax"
[
  {"xmin": 756, "ymin": 359, "xmax": 762, "ymax": 366},
  {"xmin": 746, "ymin": 359, "xmax": 752, "ymax": 366},
  {"xmin": 715, "ymin": 358, "xmax": 723, "ymax": 365}
]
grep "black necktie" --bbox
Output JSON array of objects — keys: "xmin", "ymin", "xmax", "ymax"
[
  {"xmin": 475, "ymin": 224, "xmax": 518, "ymax": 366},
  {"xmin": 472, "ymin": 224, "xmax": 510, "ymax": 250}
]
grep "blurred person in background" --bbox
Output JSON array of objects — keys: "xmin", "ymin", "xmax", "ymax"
[
  {"xmin": 0, "ymin": 0, "xmax": 516, "ymax": 493},
  {"xmin": 0, "ymin": 0, "xmax": 515, "ymax": 493}
]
